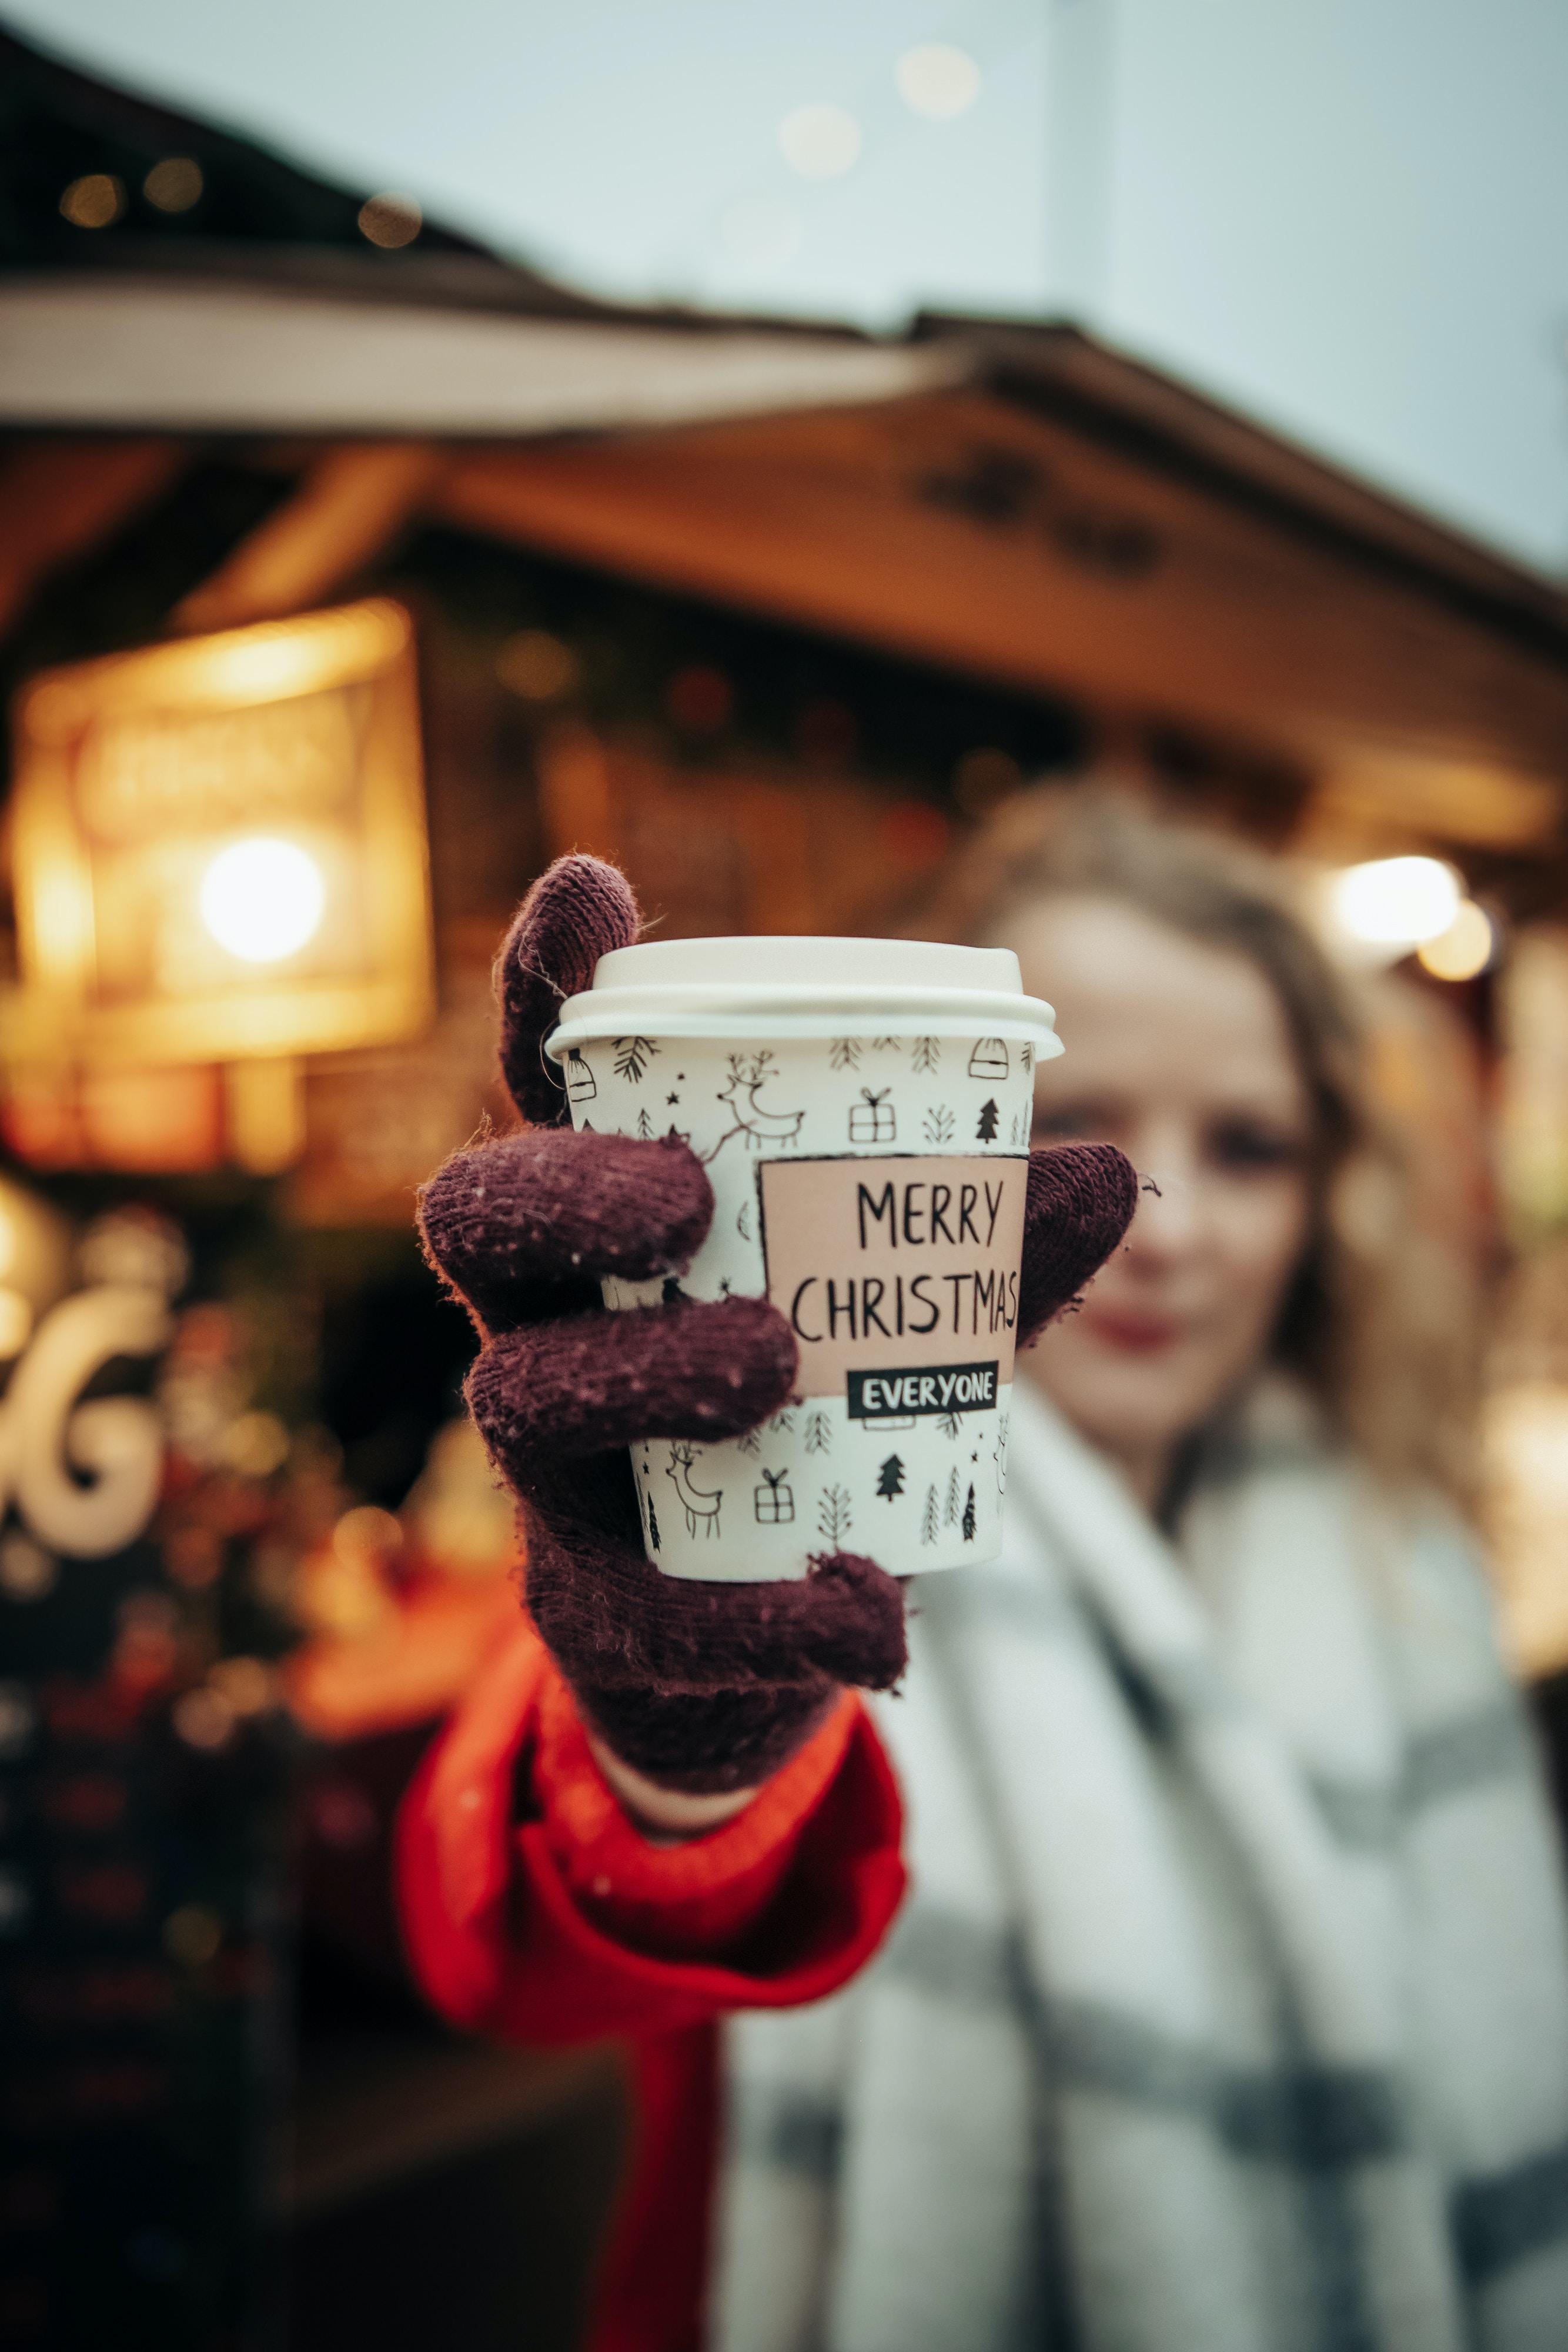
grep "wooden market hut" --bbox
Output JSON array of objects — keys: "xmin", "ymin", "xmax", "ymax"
[{"xmin": 6, "ymin": 24, "xmax": 1568, "ymax": 944}]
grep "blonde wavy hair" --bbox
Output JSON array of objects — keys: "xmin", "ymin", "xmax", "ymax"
[{"xmin": 914, "ymin": 788, "xmax": 1479, "ymax": 1505}]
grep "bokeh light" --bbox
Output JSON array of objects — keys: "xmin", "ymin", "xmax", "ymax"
[
  {"xmin": 162, "ymin": 1903, "xmax": 224, "ymax": 1963},
  {"xmin": 777, "ymin": 103, "xmax": 862, "ymax": 181},
  {"xmin": 1417, "ymin": 898, "xmax": 1496, "ymax": 981},
  {"xmin": 332, "ymin": 1505, "xmax": 404, "ymax": 1564},
  {"xmin": 59, "ymin": 174, "xmax": 125, "ymax": 229},
  {"xmin": 170, "ymin": 1689, "xmax": 235, "ymax": 1753},
  {"xmin": 1330, "ymin": 856, "xmax": 1461, "ymax": 950},
  {"xmin": 0, "ymin": 1534, "xmax": 55, "ymax": 1602},
  {"xmin": 357, "ymin": 192, "xmax": 422, "ymax": 248},
  {"xmin": 495, "ymin": 630, "xmax": 581, "ymax": 701},
  {"xmin": 208, "ymin": 1656, "xmax": 275, "ymax": 1716},
  {"xmin": 143, "ymin": 156, "xmax": 203, "ymax": 213},
  {"xmin": 895, "ymin": 44, "xmax": 981, "ymax": 119},
  {"xmin": 219, "ymin": 1411, "xmax": 292, "ymax": 1478},
  {"xmin": 199, "ymin": 838, "xmax": 325, "ymax": 964}
]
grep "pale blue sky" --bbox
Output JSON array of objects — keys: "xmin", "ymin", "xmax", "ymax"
[{"xmin": 15, "ymin": 0, "xmax": 1568, "ymax": 573}]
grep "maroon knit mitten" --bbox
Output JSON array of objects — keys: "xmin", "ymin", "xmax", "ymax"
[{"xmin": 419, "ymin": 856, "xmax": 1136, "ymax": 1795}]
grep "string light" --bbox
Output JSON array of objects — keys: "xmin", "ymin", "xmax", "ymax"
[
  {"xmin": 895, "ymin": 44, "xmax": 981, "ymax": 118},
  {"xmin": 143, "ymin": 157, "xmax": 203, "ymax": 213},
  {"xmin": 59, "ymin": 175, "xmax": 124, "ymax": 229},
  {"xmin": 357, "ymin": 192, "xmax": 422, "ymax": 249},
  {"xmin": 777, "ymin": 104, "xmax": 862, "ymax": 180}
]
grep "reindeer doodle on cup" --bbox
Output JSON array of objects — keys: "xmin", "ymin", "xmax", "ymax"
[
  {"xmin": 666, "ymin": 1442, "xmax": 724, "ymax": 1538},
  {"xmin": 702, "ymin": 1053, "xmax": 807, "ymax": 1163}
]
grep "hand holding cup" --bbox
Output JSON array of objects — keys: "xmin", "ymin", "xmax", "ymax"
[{"xmin": 419, "ymin": 857, "xmax": 1136, "ymax": 1800}]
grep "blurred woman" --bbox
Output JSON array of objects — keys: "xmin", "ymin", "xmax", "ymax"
[{"xmin": 405, "ymin": 795, "xmax": 1568, "ymax": 2352}]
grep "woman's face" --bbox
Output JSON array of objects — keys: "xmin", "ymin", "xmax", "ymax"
[{"xmin": 1012, "ymin": 896, "xmax": 1315, "ymax": 1494}]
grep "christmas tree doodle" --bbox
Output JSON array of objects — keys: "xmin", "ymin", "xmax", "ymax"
[
  {"xmin": 911, "ymin": 1036, "xmax": 940, "ymax": 1074},
  {"xmin": 921, "ymin": 1485, "xmax": 940, "ymax": 1546},
  {"xmin": 830, "ymin": 1038, "xmax": 862, "ymax": 1071},
  {"xmin": 803, "ymin": 1410, "xmax": 833, "ymax": 1455},
  {"xmin": 876, "ymin": 1454, "xmax": 905, "ymax": 1501},
  {"xmin": 924, "ymin": 1105, "xmax": 955, "ymax": 1146},
  {"xmin": 961, "ymin": 1484, "xmax": 977, "ymax": 1541},
  {"xmin": 945, "ymin": 1466, "xmax": 962, "ymax": 1526},
  {"xmin": 613, "ymin": 1037, "xmax": 659, "ymax": 1082},
  {"xmin": 975, "ymin": 1098, "xmax": 999, "ymax": 1142},
  {"xmin": 817, "ymin": 1485, "xmax": 853, "ymax": 1546},
  {"xmin": 646, "ymin": 1491, "xmax": 661, "ymax": 1551},
  {"xmin": 636, "ymin": 1107, "xmax": 654, "ymax": 1140}
]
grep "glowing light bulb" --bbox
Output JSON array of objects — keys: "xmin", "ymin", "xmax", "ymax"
[
  {"xmin": 777, "ymin": 104, "xmax": 862, "ymax": 180},
  {"xmin": 199, "ymin": 838, "xmax": 325, "ymax": 964},
  {"xmin": 1417, "ymin": 900, "xmax": 1495, "ymax": 981},
  {"xmin": 895, "ymin": 44, "xmax": 981, "ymax": 118},
  {"xmin": 1329, "ymin": 857, "xmax": 1461, "ymax": 951}
]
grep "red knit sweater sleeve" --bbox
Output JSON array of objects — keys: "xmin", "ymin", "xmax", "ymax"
[{"xmin": 395, "ymin": 1619, "xmax": 907, "ymax": 2046}]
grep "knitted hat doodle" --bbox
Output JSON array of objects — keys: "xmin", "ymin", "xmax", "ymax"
[{"xmin": 546, "ymin": 933, "xmax": 1062, "ymax": 1581}]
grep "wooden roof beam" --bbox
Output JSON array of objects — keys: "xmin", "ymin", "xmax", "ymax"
[{"xmin": 172, "ymin": 440, "xmax": 445, "ymax": 634}]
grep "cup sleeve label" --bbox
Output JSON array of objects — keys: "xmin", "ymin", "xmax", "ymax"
[
  {"xmin": 847, "ymin": 1361, "xmax": 999, "ymax": 1420},
  {"xmin": 757, "ymin": 1154, "xmax": 1028, "ymax": 1401}
]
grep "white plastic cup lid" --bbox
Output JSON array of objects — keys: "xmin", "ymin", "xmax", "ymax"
[{"xmin": 544, "ymin": 933, "xmax": 1063, "ymax": 1057}]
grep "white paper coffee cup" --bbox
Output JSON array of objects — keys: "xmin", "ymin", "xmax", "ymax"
[{"xmin": 544, "ymin": 935, "xmax": 1061, "ymax": 1582}]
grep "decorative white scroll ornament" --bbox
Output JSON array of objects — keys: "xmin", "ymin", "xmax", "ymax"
[{"xmin": 0, "ymin": 1287, "xmax": 170, "ymax": 1558}]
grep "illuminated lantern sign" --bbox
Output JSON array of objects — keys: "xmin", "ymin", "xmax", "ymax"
[{"xmin": 9, "ymin": 600, "xmax": 433, "ymax": 1065}]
